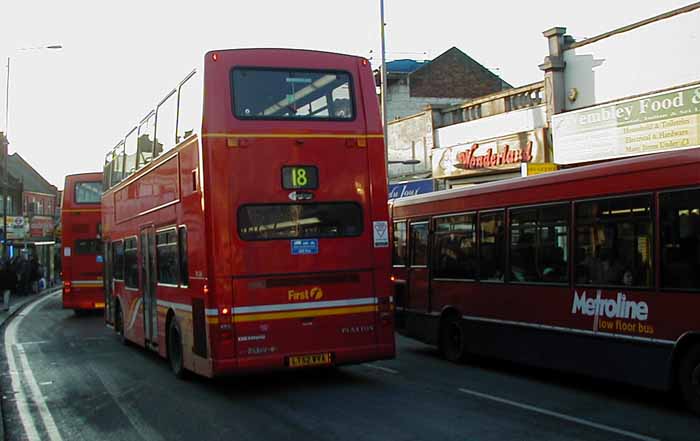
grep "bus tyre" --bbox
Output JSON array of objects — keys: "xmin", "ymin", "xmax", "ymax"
[
  {"xmin": 678, "ymin": 344, "xmax": 700, "ymax": 415},
  {"xmin": 168, "ymin": 319, "xmax": 188, "ymax": 379},
  {"xmin": 440, "ymin": 315, "xmax": 467, "ymax": 363}
]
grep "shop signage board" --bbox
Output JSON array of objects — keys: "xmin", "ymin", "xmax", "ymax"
[
  {"xmin": 388, "ymin": 178, "xmax": 434, "ymax": 199},
  {"xmin": 553, "ymin": 84, "xmax": 700, "ymax": 164},
  {"xmin": 1, "ymin": 216, "xmax": 28, "ymax": 240},
  {"xmin": 527, "ymin": 163, "xmax": 559, "ymax": 176},
  {"xmin": 30, "ymin": 216, "xmax": 55, "ymax": 238},
  {"xmin": 432, "ymin": 128, "xmax": 547, "ymax": 179}
]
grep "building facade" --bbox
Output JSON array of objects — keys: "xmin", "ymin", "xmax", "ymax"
[
  {"xmin": 378, "ymin": 47, "xmax": 511, "ymax": 121},
  {"xmin": 7, "ymin": 152, "xmax": 60, "ymax": 283}
]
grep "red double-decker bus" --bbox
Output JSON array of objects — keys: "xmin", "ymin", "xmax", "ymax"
[
  {"xmin": 101, "ymin": 48, "xmax": 394, "ymax": 378},
  {"xmin": 61, "ymin": 172, "xmax": 104, "ymax": 312},
  {"xmin": 390, "ymin": 148, "xmax": 700, "ymax": 412}
]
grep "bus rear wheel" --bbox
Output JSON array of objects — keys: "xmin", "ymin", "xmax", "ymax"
[
  {"xmin": 440, "ymin": 315, "xmax": 467, "ymax": 363},
  {"xmin": 679, "ymin": 344, "xmax": 700, "ymax": 415},
  {"xmin": 168, "ymin": 319, "xmax": 188, "ymax": 379}
]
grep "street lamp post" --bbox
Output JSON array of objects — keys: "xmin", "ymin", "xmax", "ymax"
[
  {"xmin": 379, "ymin": 0, "xmax": 388, "ymax": 168},
  {"xmin": 3, "ymin": 44, "xmax": 62, "ymax": 258}
]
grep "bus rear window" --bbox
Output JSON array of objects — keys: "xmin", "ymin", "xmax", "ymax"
[
  {"xmin": 76, "ymin": 239, "xmax": 101, "ymax": 255},
  {"xmin": 238, "ymin": 203, "xmax": 362, "ymax": 240},
  {"xmin": 231, "ymin": 68, "xmax": 354, "ymax": 121},
  {"xmin": 75, "ymin": 181, "xmax": 102, "ymax": 204}
]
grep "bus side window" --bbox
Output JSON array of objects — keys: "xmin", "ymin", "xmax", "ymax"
[
  {"xmin": 156, "ymin": 229, "xmax": 179, "ymax": 285},
  {"xmin": 574, "ymin": 195, "xmax": 653, "ymax": 288},
  {"xmin": 178, "ymin": 226, "xmax": 189, "ymax": 287},
  {"xmin": 112, "ymin": 241, "xmax": 125, "ymax": 281},
  {"xmin": 124, "ymin": 238, "xmax": 138, "ymax": 289},
  {"xmin": 155, "ymin": 90, "xmax": 177, "ymax": 156},
  {"xmin": 392, "ymin": 221, "xmax": 407, "ymax": 266},
  {"xmin": 409, "ymin": 223, "xmax": 429, "ymax": 267},
  {"xmin": 479, "ymin": 211, "xmax": 505, "ymax": 282},
  {"xmin": 433, "ymin": 214, "xmax": 476, "ymax": 279},
  {"xmin": 510, "ymin": 204, "xmax": 568, "ymax": 284},
  {"xmin": 660, "ymin": 188, "xmax": 700, "ymax": 290}
]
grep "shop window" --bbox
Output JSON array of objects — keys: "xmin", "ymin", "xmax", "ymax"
[
  {"xmin": 112, "ymin": 241, "xmax": 124, "ymax": 280},
  {"xmin": 575, "ymin": 195, "xmax": 653, "ymax": 288},
  {"xmin": 410, "ymin": 222, "xmax": 428, "ymax": 267},
  {"xmin": 660, "ymin": 188, "xmax": 700, "ymax": 290},
  {"xmin": 433, "ymin": 213, "xmax": 476, "ymax": 279},
  {"xmin": 392, "ymin": 221, "xmax": 407, "ymax": 266},
  {"xmin": 510, "ymin": 204, "xmax": 568, "ymax": 283},
  {"xmin": 479, "ymin": 211, "xmax": 505, "ymax": 281},
  {"xmin": 124, "ymin": 238, "xmax": 138, "ymax": 289},
  {"xmin": 156, "ymin": 229, "xmax": 179, "ymax": 285}
]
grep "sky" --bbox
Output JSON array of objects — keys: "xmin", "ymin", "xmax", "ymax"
[{"xmin": 0, "ymin": 0, "xmax": 694, "ymax": 189}]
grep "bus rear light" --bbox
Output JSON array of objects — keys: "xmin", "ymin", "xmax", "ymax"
[
  {"xmin": 361, "ymin": 58, "xmax": 368, "ymax": 66},
  {"xmin": 203, "ymin": 284, "xmax": 209, "ymax": 295},
  {"xmin": 63, "ymin": 281, "xmax": 71, "ymax": 294},
  {"xmin": 221, "ymin": 307, "xmax": 229, "ymax": 315},
  {"xmin": 211, "ymin": 53, "xmax": 219, "ymax": 62},
  {"xmin": 390, "ymin": 275, "xmax": 396, "ymax": 282}
]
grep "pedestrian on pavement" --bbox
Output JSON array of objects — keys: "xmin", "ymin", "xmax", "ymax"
[{"xmin": 0, "ymin": 258, "xmax": 16, "ymax": 311}]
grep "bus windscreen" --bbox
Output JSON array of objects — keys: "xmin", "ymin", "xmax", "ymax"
[{"xmin": 231, "ymin": 68, "xmax": 354, "ymax": 121}]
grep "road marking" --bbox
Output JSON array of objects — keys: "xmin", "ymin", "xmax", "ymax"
[
  {"xmin": 4, "ymin": 291, "xmax": 64, "ymax": 441},
  {"xmin": 458, "ymin": 388, "xmax": 660, "ymax": 441},
  {"xmin": 364, "ymin": 363, "xmax": 399, "ymax": 374}
]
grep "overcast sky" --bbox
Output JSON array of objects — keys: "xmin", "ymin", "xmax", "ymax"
[{"xmin": 0, "ymin": 0, "xmax": 694, "ymax": 189}]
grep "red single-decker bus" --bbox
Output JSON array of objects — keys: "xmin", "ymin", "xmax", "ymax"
[{"xmin": 391, "ymin": 148, "xmax": 700, "ymax": 413}]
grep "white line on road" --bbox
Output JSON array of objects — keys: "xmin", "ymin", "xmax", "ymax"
[
  {"xmin": 4, "ymin": 291, "xmax": 64, "ymax": 441},
  {"xmin": 364, "ymin": 363, "xmax": 399, "ymax": 374},
  {"xmin": 458, "ymin": 387, "xmax": 660, "ymax": 441}
]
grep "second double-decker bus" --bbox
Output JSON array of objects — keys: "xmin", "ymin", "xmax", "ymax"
[
  {"xmin": 61, "ymin": 172, "xmax": 104, "ymax": 313},
  {"xmin": 101, "ymin": 48, "xmax": 394, "ymax": 378},
  {"xmin": 390, "ymin": 148, "xmax": 700, "ymax": 413}
]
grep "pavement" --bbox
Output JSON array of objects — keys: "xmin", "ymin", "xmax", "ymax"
[{"xmin": 0, "ymin": 286, "xmax": 61, "ymax": 441}]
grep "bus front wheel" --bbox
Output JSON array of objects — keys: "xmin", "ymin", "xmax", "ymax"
[
  {"xmin": 679, "ymin": 344, "xmax": 700, "ymax": 415},
  {"xmin": 168, "ymin": 319, "xmax": 188, "ymax": 379},
  {"xmin": 440, "ymin": 315, "xmax": 467, "ymax": 363}
]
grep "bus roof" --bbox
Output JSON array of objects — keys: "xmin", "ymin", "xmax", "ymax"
[{"xmin": 392, "ymin": 147, "xmax": 700, "ymax": 208}]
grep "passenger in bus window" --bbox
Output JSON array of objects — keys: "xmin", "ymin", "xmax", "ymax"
[{"xmin": 622, "ymin": 269, "xmax": 634, "ymax": 287}]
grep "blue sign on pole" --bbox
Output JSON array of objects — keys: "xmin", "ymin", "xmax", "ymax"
[
  {"xmin": 388, "ymin": 178, "xmax": 434, "ymax": 199},
  {"xmin": 291, "ymin": 239, "xmax": 319, "ymax": 255}
]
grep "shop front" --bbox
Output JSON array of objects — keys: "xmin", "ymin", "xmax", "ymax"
[{"xmin": 432, "ymin": 127, "xmax": 552, "ymax": 188}]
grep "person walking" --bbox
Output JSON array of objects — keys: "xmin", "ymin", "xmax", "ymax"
[{"xmin": 0, "ymin": 259, "xmax": 16, "ymax": 311}]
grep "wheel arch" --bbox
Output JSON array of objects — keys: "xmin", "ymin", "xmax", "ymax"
[
  {"xmin": 437, "ymin": 305, "xmax": 462, "ymax": 349},
  {"xmin": 669, "ymin": 331, "xmax": 700, "ymax": 389}
]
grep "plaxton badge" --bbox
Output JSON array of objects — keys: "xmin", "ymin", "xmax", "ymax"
[{"xmin": 341, "ymin": 324, "xmax": 374, "ymax": 334}]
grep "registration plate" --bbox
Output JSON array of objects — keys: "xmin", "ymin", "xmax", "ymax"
[
  {"xmin": 94, "ymin": 302, "xmax": 105, "ymax": 308},
  {"xmin": 288, "ymin": 353, "xmax": 332, "ymax": 368}
]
